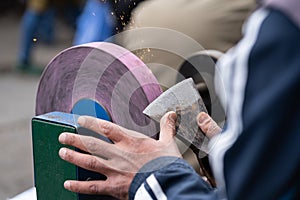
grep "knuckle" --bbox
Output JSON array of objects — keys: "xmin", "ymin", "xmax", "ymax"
[
  {"xmin": 85, "ymin": 138, "xmax": 99, "ymax": 152},
  {"xmin": 87, "ymin": 157, "xmax": 98, "ymax": 170},
  {"xmin": 88, "ymin": 184, "xmax": 99, "ymax": 194},
  {"xmin": 201, "ymin": 124, "xmax": 209, "ymax": 133},
  {"xmin": 161, "ymin": 114, "xmax": 175, "ymax": 130},
  {"xmin": 204, "ymin": 119, "xmax": 212, "ymax": 129},
  {"xmin": 101, "ymin": 122, "xmax": 112, "ymax": 135},
  {"xmin": 167, "ymin": 120, "xmax": 176, "ymax": 130}
]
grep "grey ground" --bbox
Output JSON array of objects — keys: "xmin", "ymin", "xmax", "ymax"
[{"xmin": 0, "ymin": 12, "xmax": 73, "ymax": 199}]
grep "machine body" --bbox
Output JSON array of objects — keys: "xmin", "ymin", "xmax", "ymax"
[{"xmin": 32, "ymin": 111, "xmax": 115, "ymax": 200}]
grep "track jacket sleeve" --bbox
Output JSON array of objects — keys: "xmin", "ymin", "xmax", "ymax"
[
  {"xmin": 222, "ymin": 8, "xmax": 300, "ymax": 200},
  {"xmin": 128, "ymin": 157, "xmax": 217, "ymax": 200}
]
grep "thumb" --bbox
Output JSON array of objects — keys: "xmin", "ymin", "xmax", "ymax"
[
  {"xmin": 197, "ymin": 112, "xmax": 221, "ymax": 139},
  {"xmin": 159, "ymin": 111, "xmax": 177, "ymax": 143}
]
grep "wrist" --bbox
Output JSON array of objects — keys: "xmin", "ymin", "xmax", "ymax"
[{"xmin": 128, "ymin": 156, "xmax": 188, "ymax": 199}]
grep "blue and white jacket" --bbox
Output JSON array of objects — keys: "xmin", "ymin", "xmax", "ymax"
[{"xmin": 128, "ymin": 1, "xmax": 300, "ymax": 199}]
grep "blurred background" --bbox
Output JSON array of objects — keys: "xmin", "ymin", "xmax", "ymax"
[{"xmin": 0, "ymin": 1, "xmax": 75, "ymax": 199}]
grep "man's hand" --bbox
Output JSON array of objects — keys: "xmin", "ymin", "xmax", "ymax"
[
  {"xmin": 58, "ymin": 111, "xmax": 181, "ymax": 200},
  {"xmin": 197, "ymin": 112, "xmax": 222, "ymax": 139}
]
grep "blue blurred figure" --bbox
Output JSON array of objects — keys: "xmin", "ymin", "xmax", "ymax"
[
  {"xmin": 18, "ymin": 6, "xmax": 55, "ymax": 70},
  {"xmin": 17, "ymin": 0, "xmax": 115, "ymax": 72},
  {"xmin": 73, "ymin": 0, "xmax": 114, "ymax": 45}
]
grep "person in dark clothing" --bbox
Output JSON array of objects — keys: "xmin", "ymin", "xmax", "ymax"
[
  {"xmin": 57, "ymin": 0, "xmax": 300, "ymax": 199},
  {"xmin": 17, "ymin": 0, "xmax": 80, "ymax": 71}
]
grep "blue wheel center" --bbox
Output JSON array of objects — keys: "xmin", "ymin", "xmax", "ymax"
[{"xmin": 71, "ymin": 99, "xmax": 111, "ymax": 121}]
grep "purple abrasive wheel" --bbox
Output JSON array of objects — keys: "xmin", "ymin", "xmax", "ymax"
[{"xmin": 36, "ymin": 42, "xmax": 162, "ymax": 137}]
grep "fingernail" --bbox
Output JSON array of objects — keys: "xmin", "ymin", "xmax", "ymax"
[
  {"xmin": 59, "ymin": 148, "xmax": 67, "ymax": 159},
  {"xmin": 78, "ymin": 116, "xmax": 86, "ymax": 126},
  {"xmin": 198, "ymin": 112, "xmax": 208, "ymax": 125},
  {"xmin": 59, "ymin": 133, "xmax": 67, "ymax": 143},
  {"xmin": 64, "ymin": 181, "xmax": 71, "ymax": 189},
  {"xmin": 168, "ymin": 112, "xmax": 177, "ymax": 123}
]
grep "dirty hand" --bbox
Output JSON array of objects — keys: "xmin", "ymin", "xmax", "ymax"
[
  {"xmin": 197, "ymin": 112, "xmax": 222, "ymax": 139},
  {"xmin": 58, "ymin": 111, "xmax": 181, "ymax": 200}
]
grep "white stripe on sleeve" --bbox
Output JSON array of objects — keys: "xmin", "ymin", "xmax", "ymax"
[
  {"xmin": 134, "ymin": 183, "xmax": 154, "ymax": 200},
  {"xmin": 209, "ymin": 8, "xmax": 270, "ymax": 199},
  {"xmin": 146, "ymin": 174, "xmax": 167, "ymax": 200}
]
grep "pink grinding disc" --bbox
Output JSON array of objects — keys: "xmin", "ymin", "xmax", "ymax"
[{"xmin": 36, "ymin": 42, "xmax": 163, "ymax": 137}]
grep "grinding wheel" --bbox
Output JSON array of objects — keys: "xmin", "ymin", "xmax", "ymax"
[{"xmin": 36, "ymin": 42, "xmax": 163, "ymax": 137}]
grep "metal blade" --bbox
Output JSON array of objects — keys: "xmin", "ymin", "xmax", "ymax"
[{"xmin": 143, "ymin": 78, "xmax": 209, "ymax": 155}]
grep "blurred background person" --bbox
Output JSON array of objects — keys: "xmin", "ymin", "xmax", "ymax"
[
  {"xmin": 74, "ymin": 0, "xmax": 147, "ymax": 45},
  {"xmin": 17, "ymin": 0, "xmax": 118, "ymax": 72},
  {"xmin": 73, "ymin": 0, "xmax": 115, "ymax": 45},
  {"xmin": 17, "ymin": 0, "xmax": 81, "ymax": 72}
]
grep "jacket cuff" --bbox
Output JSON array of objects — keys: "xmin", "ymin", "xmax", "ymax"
[{"xmin": 128, "ymin": 156, "xmax": 193, "ymax": 199}]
